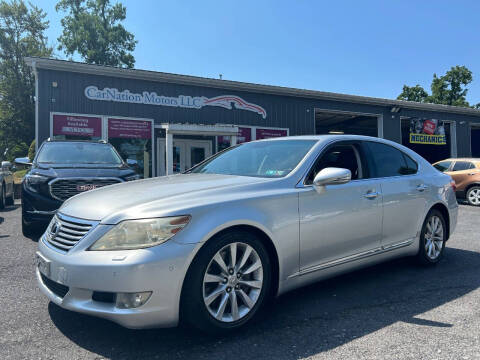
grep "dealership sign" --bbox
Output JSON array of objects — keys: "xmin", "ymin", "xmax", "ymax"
[
  {"xmin": 52, "ymin": 114, "xmax": 102, "ymax": 137},
  {"xmin": 85, "ymin": 86, "xmax": 267, "ymax": 119},
  {"xmin": 108, "ymin": 118, "xmax": 152, "ymax": 139}
]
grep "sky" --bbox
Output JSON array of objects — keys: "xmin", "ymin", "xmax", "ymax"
[{"xmin": 33, "ymin": 0, "xmax": 480, "ymax": 104}]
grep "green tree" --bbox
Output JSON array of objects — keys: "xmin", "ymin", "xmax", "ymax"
[
  {"xmin": 0, "ymin": 0, "xmax": 53, "ymax": 158},
  {"xmin": 397, "ymin": 84, "xmax": 429, "ymax": 103},
  {"xmin": 27, "ymin": 138, "xmax": 35, "ymax": 160},
  {"xmin": 429, "ymin": 66, "xmax": 472, "ymax": 107},
  {"xmin": 56, "ymin": 0, "xmax": 137, "ymax": 68},
  {"xmin": 398, "ymin": 66, "xmax": 475, "ymax": 108}
]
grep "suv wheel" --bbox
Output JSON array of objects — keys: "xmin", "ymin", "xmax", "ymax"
[
  {"xmin": 417, "ymin": 209, "xmax": 446, "ymax": 265},
  {"xmin": 466, "ymin": 186, "xmax": 480, "ymax": 206},
  {"xmin": 6, "ymin": 191, "xmax": 14, "ymax": 206},
  {"xmin": 182, "ymin": 230, "xmax": 272, "ymax": 334},
  {"xmin": 22, "ymin": 214, "xmax": 40, "ymax": 239},
  {"xmin": 0, "ymin": 184, "xmax": 5, "ymax": 209}
]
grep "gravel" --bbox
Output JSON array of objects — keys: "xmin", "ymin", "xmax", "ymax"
[{"xmin": 0, "ymin": 202, "xmax": 479, "ymax": 359}]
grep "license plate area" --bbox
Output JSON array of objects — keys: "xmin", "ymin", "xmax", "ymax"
[{"xmin": 36, "ymin": 251, "xmax": 51, "ymax": 277}]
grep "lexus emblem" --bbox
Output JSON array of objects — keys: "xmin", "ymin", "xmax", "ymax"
[{"xmin": 50, "ymin": 221, "xmax": 61, "ymax": 238}]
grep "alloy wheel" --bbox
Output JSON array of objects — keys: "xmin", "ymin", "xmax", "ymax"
[
  {"xmin": 467, "ymin": 188, "xmax": 480, "ymax": 206},
  {"xmin": 202, "ymin": 242, "xmax": 264, "ymax": 323},
  {"xmin": 424, "ymin": 215, "xmax": 444, "ymax": 260}
]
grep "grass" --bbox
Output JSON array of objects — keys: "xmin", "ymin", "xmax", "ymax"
[{"xmin": 13, "ymin": 169, "xmax": 27, "ymax": 184}]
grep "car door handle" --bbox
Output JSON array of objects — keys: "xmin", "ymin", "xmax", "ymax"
[
  {"xmin": 416, "ymin": 184, "xmax": 428, "ymax": 192},
  {"xmin": 364, "ymin": 191, "xmax": 379, "ymax": 199},
  {"xmin": 468, "ymin": 173, "xmax": 476, "ymax": 176}
]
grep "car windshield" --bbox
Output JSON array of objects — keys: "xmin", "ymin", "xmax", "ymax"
[
  {"xmin": 189, "ymin": 140, "xmax": 317, "ymax": 178},
  {"xmin": 36, "ymin": 142, "xmax": 123, "ymax": 165},
  {"xmin": 433, "ymin": 161, "xmax": 451, "ymax": 172}
]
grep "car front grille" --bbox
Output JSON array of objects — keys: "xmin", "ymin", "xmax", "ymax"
[
  {"xmin": 49, "ymin": 178, "xmax": 122, "ymax": 201},
  {"xmin": 44, "ymin": 214, "xmax": 96, "ymax": 252},
  {"xmin": 40, "ymin": 273, "xmax": 69, "ymax": 298}
]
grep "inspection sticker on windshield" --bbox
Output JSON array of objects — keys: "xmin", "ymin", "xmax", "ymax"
[
  {"xmin": 36, "ymin": 251, "xmax": 50, "ymax": 277},
  {"xmin": 265, "ymin": 170, "xmax": 285, "ymax": 176}
]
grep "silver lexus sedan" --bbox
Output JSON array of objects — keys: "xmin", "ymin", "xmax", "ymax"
[{"xmin": 36, "ymin": 135, "xmax": 458, "ymax": 333}]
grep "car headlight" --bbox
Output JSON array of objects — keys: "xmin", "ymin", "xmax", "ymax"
[
  {"xmin": 89, "ymin": 216, "xmax": 191, "ymax": 251},
  {"xmin": 125, "ymin": 174, "xmax": 141, "ymax": 181},
  {"xmin": 24, "ymin": 173, "xmax": 49, "ymax": 193}
]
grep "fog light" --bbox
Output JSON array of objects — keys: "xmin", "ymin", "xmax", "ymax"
[{"xmin": 115, "ymin": 291, "xmax": 152, "ymax": 309}]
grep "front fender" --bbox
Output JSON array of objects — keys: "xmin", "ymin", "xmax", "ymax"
[{"xmin": 171, "ymin": 191, "xmax": 300, "ymax": 286}]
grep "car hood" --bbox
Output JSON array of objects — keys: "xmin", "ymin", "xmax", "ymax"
[
  {"xmin": 31, "ymin": 165, "xmax": 133, "ymax": 178},
  {"xmin": 59, "ymin": 173, "xmax": 271, "ymax": 222}
]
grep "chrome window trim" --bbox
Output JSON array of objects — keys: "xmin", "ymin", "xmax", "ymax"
[
  {"xmin": 296, "ymin": 139, "xmax": 423, "ymax": 189},
  {"xmin": 48, "ymin": 177, "xmax": 124, "ymax": 201}
]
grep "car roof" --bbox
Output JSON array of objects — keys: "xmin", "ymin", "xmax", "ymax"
[
  {"xmin": 255, "ymin": 134, "xmax": 385, "ymax": 142},
  {"xmin": 435, "ymin": 158, "xmax": 480, "ymax": 163},
  {"xmin": 44, "ymin": 140, "xmax": 110, "ymax": 145}
]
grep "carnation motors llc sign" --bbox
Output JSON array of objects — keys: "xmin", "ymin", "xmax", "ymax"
[{"xmin": 84, "ymin": 86, "xmax": 267, "ymax": 119}]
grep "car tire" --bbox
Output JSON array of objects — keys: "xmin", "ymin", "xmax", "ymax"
[
  {"xmin": 182, "ymin": 230, "xmax": 272, "ymax": 334},
  {"xmin": 22, "ymin": 215, "xmax": 40, "ymax": 239},
  {"xmin": 0, "ymin": 184, "xmax": 5, "ymax": 210},
  {"xmin": 466, "ymin": 186, "xmax": 480, "ymax": 206},
  {"xmin": 416, "ymin": 209, "xmax": 446, "ymax": 265},
  {"xmin": 6, "ymin": 191, "xmax": 14, "ymax": 206}
]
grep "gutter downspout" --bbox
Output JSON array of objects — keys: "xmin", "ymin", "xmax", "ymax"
[{"xmin": 32, "ymin": 60, "xmax": 39, "ymax": 151}]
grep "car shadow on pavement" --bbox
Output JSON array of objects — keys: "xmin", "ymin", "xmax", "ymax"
[
  {"xmin": 0, "ymin": 204, "xmax": 19, "ymax": 212},
  {"xmin": 48, "ymin": 247, "xmax": 480, "ymax": 360}
]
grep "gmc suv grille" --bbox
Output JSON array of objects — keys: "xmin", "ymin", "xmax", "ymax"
[
  {"xmin": 49, "ymin": 178, "xmax": 122, "ymax": 201},
  {"xmin": 44, "ymin": 214, "xmax": 96, "ymax": 252}
]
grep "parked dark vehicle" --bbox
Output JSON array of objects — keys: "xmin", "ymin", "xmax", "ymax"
[
  {"xmin": 0, "ymin": 161, "xmax": 15, "ymax": 209},
  {"xmin": 17, "ymin": 140, "xmax": 139, "ymax": 236}
]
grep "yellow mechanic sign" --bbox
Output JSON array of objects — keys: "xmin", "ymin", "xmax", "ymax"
[{"xmin": 409, "ymin": 133, "xmax": 446, "ymax": 145}]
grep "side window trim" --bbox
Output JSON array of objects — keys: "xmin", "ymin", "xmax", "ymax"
[{"xmin": 402, "ymin": 153, "xmax": 418, "ymax": 175}]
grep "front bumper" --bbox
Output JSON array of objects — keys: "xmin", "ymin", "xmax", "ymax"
[
  {"xmin": 22, "ymin": 185, "xmax": 61, "ymax": 224},
  {"xmin": 37, "ymin": 228, "xmax": 198, "ymax": 329}
]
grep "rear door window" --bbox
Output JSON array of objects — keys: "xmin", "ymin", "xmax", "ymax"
[
  {"xmin": 364, "ymin": 142, "xmax": 414, "ymax": 178},
  {"xmin": 452, "ymin": 161, "xmax": 474, "ymax": 171}
]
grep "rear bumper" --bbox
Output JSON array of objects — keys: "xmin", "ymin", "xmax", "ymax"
[{"xmin": 449, "ymin": 201, "xmax": 458, "ymax": 238}]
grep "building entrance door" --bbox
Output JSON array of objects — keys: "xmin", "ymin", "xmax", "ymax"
[{"xmin": 157, "ymin": 139, "xmax": 212, "ymax": 176}]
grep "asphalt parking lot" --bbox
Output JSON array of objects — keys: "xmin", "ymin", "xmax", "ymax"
[{"xmin": 1, "ymin": 203, "xmax": 480, "ymax": 360}]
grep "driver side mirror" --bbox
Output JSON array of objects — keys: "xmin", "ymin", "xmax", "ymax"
[
  {"xmin": 15, "ymin": 158, "xmax": 32, "ymax": 167},
  {"xmin": 313, "ymin": 167, "xmax": 351, "ymax": 186},
  {"xmin": 1, "ymin": 161, "xmax": 12, "ymax": 171}
]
